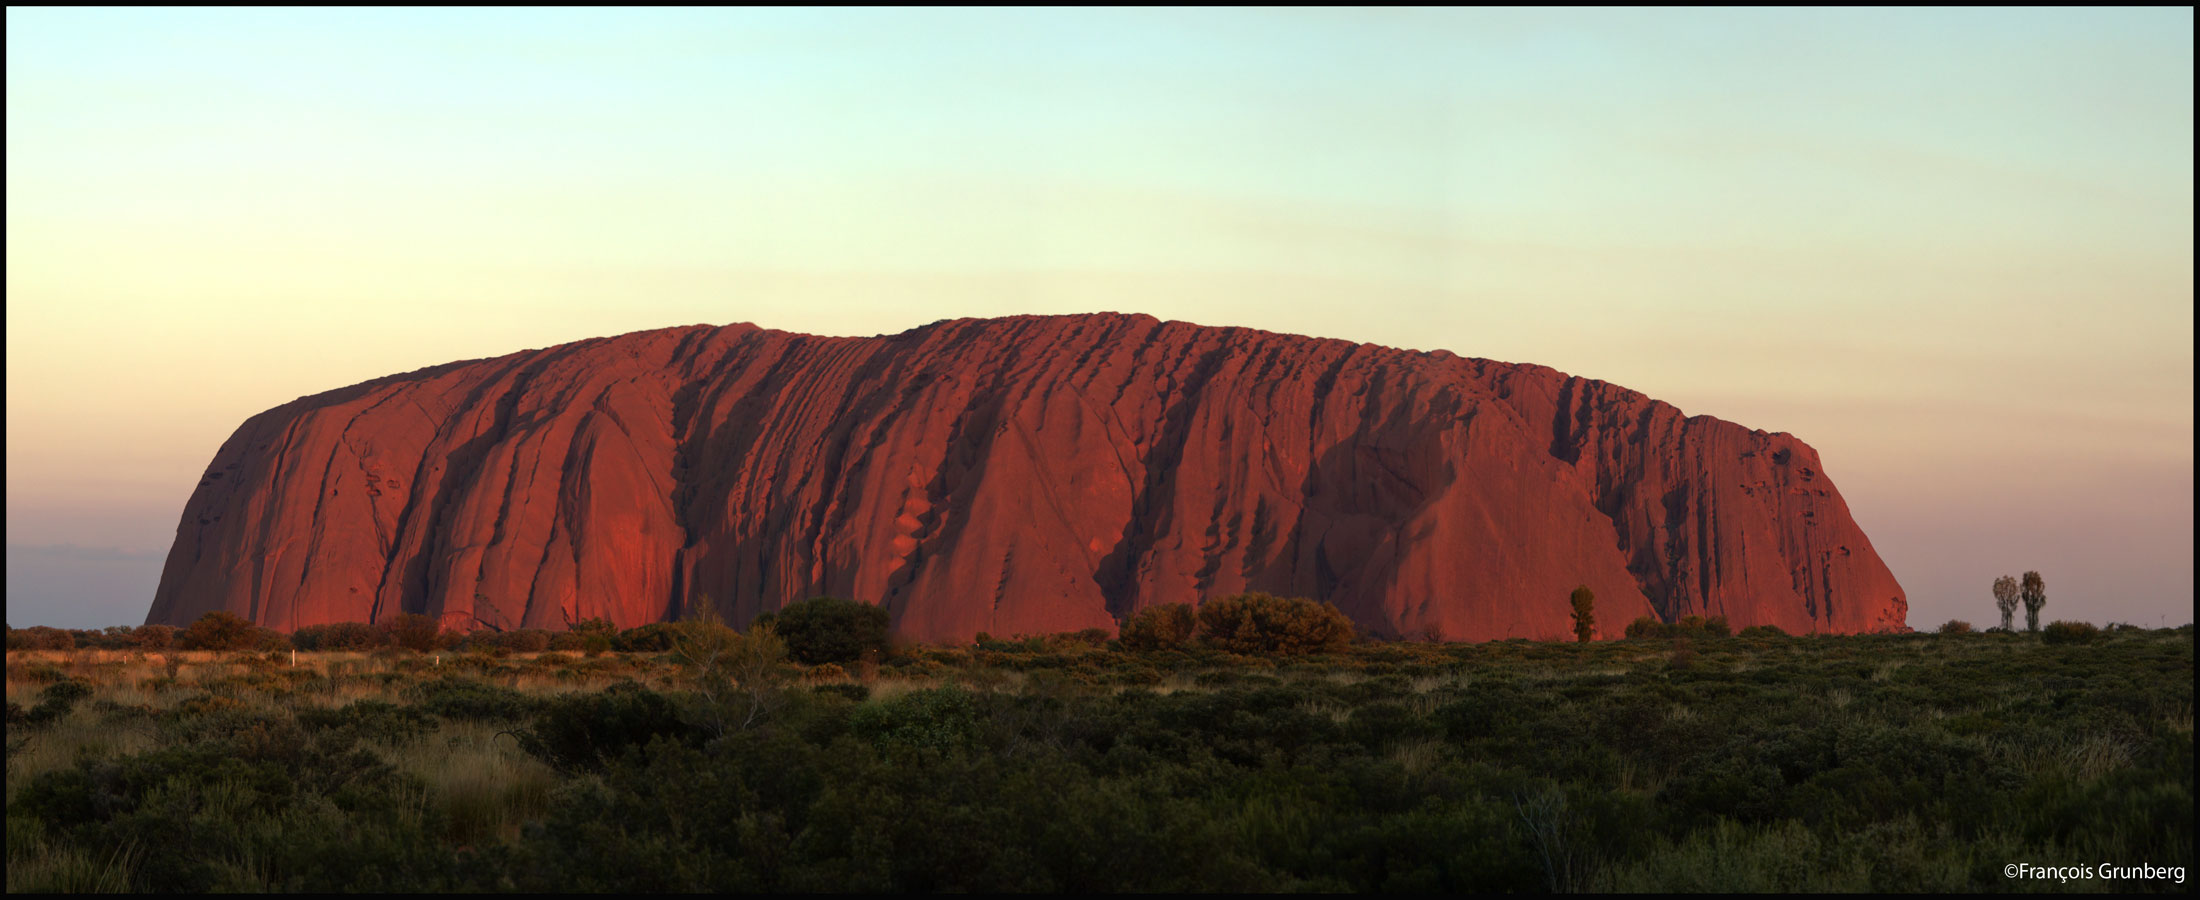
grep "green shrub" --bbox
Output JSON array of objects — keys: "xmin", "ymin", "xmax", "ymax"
[
  {"xmin": 1675, "ymin": 615, "xmax": 1731, "ymax": 637},
  {"xmin": 1054, "ymin": 628, "xmax": 1112, "ymax": 649},
  {"xmin": 1625, "ymin": 617, "xmax": 1669, "ymax": 639},
  {"xmin": 1668, "ymin": 636, "xmax": 1700, "ymax": 670},
  {"xmin": 550, "ymin": 630, "xmax": 613, "ymax": 654},
  {"xmin": 518, "ymin": 682, "xmax": 693, "ymax": 773},
  {"xmin": 2040, "ymin": 620, "xmax": 2099, "ymax": 645},
  {"xmin": 1121, "ymin": 603, "xmax": 1197, "ymax": 651},
  {"xmin": 849, "ymin": 685, "xmax": 983, "ymax": 752},
  {"xmin": 1936, "ymin": 620, "xmax": 1974, "ymax": 635},
  {"xmin": 1194, "ymin": 593, "xmax": 1354, "ymax": 655},
  {"xmin": 1345, "ymin": 700, "xmax": 1439, "ymax": 746},
  {"xmin": 756, "ymin": 597, "xmax": 891, "ymax": 665},
  {"xmin": 406, "ymin": 676, "xmax": 536, "ymax": 722},
  {"xmin": 1738, "ymin": 624, "xmax": 1788, "ymax": 638},
  {"xmin": 813, "ymin": 683, "xmax": 870, "ymax": 702},
  {"xmin": 571, "ymin": 616, "xmax": 618, "ymax": 635},
  {"xmin": 16, "ymin": 678, "xmax": 94, "ymax": 726},
  {"xmin": 12, "ymin": 738, "xmax": 456, "ymax": 891},
  {"xmin": 474, "ymin": 628, "xmax": 553, "ymax": 653},
  {"xmin": 295, "ymin": 699, "xmax": 436, "ymax": 744}
]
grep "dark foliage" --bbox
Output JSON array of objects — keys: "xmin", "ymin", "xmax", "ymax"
[
  {"xmin": 292, "ymin": 621, "xmax": 384, "ymax": 651},
  {"xmin": 1625, "ymin": 615, "xmax": 1733, "ymax": 640},
  {"xmin": 14, "ymin": 678, "xmax": 94, "ymax": 726},
  {"xmin": 571, "ymin": 617, "xmax": 618, "ymax": 635},
  {"xmin": 13, "ymin": 730, "xmax": 460, "ymax": 890},
  {"xmin": 550, "ymin": 618, "xmax": 618, "ymax": 654},
  {"xmin": 2042, "ymin": 620, "xmax": 2100, "ymax": 645},
  {"xmin": 516, "ymin": 682, "xmax": 696, "ymax": 773},
  {"xmin": 295, "ymin": 700, "xmax": 437, "ymax": 745},
  {"xmin": 9, "ymin": 626, "xmax": 2190, "ymax": 892},
  {"xmin": 757, "ymin": 597, "xmax": 892, "ymax": 666},
  {"xmin": 405, "ymin": 676, "xmax": 537, "ymax": 723},
  {"xmin": 614, "ymin": 623, "xmax": 684, "ymax": 652},
  {"xmin": 468, "ymin": 629, "xmax": 554, "ymax": 653},
  {"xmin": 2021, "ymin": 571, "xmax": 2048, "ymax": 633},
  {"xmin": 1570, "ymin": 586, "xmax": 1596, "ymax": 643}
]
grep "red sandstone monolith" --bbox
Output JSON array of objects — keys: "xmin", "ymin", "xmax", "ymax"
[{"xmin": 148, "ymin": 314, "xmax": 1908, "ymax": 640}]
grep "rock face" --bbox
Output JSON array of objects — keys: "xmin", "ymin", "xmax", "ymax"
[{"xmin": 148, "ymin": 314, "xmax": 1908, "ymax": 640}]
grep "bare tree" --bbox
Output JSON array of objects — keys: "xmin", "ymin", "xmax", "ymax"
[
  {"xmin": 2020, "ymin": 571, "xmax": 2047, "ymax": 633},
  {"xmin": 1522, "ymin": 778, "xmax": 1592, "ymax": 888},
  {"xmin": 1992, "ymin": 575, "xmax": 2020, "ymax": 632}
]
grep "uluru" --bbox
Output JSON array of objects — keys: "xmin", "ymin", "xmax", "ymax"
[{"xmin": 146, "ymin": 313, "xmax": 1908, "ymax": 641}]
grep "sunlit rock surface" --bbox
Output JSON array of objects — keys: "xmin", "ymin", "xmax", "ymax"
[{"xmin": 148, "ymin": 314, "xmax": 1908, "ymax": 641}]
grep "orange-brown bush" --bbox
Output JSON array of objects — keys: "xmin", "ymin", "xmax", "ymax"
[
  {"xmin": 378, "ymin": 613, "xmax": 444, "ymax": 652},
  {"xmin": 1120, "ymin": 603, "xmax": 1197, "ymax": 651},
  {"xmin": 1193, "ymin": 593, "xmax": 1355, "ymax": 655}
]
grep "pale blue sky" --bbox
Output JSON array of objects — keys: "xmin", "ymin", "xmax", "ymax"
[{"xmin": 7, "ymin": 8, "xmax": 2192, "ymax": 629}]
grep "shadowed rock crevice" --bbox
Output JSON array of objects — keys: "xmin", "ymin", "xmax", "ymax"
[{"xmin": 1094, "ymin": 341, "xmax": 1234, "ymax": 620}]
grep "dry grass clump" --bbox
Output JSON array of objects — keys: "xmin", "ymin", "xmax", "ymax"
[{"xmin": 386, "ymin": 720, "xmax": 558, "ymax": 846}]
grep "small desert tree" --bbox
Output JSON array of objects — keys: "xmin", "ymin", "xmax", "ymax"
[
  {"xmin": 11, "ymin": 626, "xmax": 75, "ymax": 651},
  {"xmin": 1120, "ymin": 602, "xmax": 1197, "ymax": 651},
  {"xmin": 133, "ymin": 624, "xmax": 176, "ymax": 651},
  {"xmin": 178, "ymin": 611, "xmax": 258, "ymax": 651},
  {"xmin": 672, "ymin": 602, "xmax": 789, "ymax": 734},
  {"xmin": 2020, "ymin": 570, "xmax": 2047, "ymax": 633},
  {"xmin": 1992, "ymin": 575, "xmax": 2019, "ymax": 631},
  {"xmin": 1568, "ymin": 586, "xmax": 1596, "ymax": 643}
]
